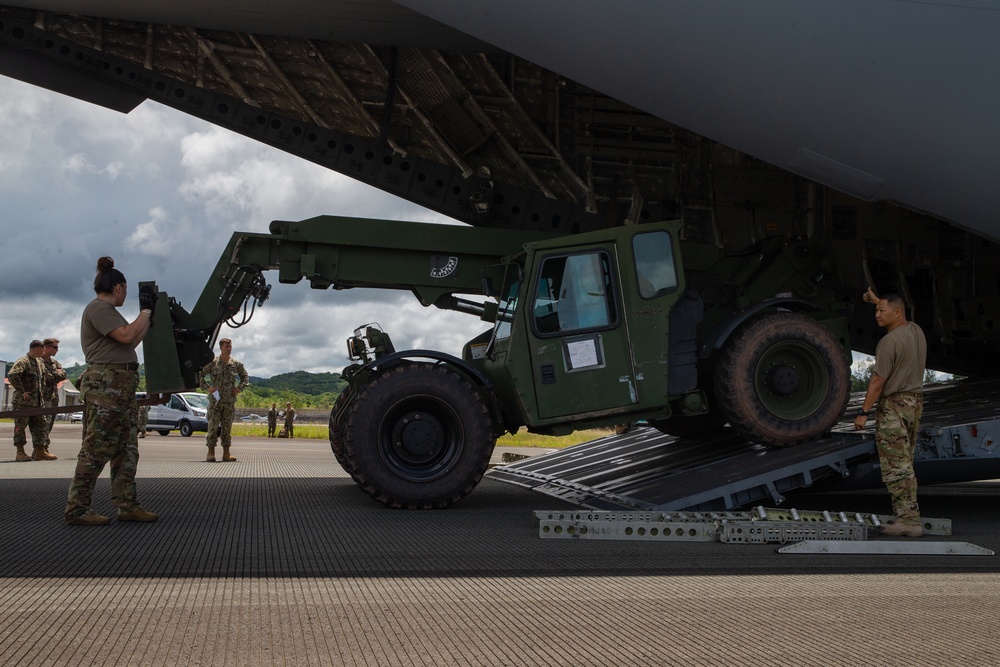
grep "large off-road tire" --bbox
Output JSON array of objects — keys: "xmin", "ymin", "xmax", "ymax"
[
  {"xmin": 329, "ymin": 388, "xmax": 354, "ymax": 472},
  {"xmin": 714, "ymin": 313, "xmax": 849, "ymax": 446},
  {"xmin": 341, "ymin": 364, "xmax": 496, "ymax": 509}
]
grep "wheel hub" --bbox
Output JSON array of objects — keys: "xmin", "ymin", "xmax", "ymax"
[
  {"xmin": 766, "ymin": 365, "xmax": 800, "ymax": 396},
  {"xmin": 392, "ymin": 412, "xmax": 444, "ymax": 460}
]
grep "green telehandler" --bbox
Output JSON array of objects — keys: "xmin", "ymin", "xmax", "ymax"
[{"xmin": 141, "ymin": 214, "xmax": 851, "ymax": 508}]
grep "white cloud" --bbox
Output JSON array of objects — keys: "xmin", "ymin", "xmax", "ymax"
[
  {"xmin": 61, "ymin": 153, "xmax": 127, "ymax": 181},
  {"xmin": 125, "ymin": 207, "xmax": 186, "ymax": 257},
  {"xmin": 0, "ymin": 74, "xmax": 488, "ymax": 381},
  {"xmin": 180, "ymin": 126, "xmax": 247, "ymax": 173}
]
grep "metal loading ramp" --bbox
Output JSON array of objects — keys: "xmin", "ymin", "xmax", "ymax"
[
  {"xmin": 488, "ymin": 428, "xmax": 876, "ymax": 511},
  {"xmin": 487, "ymin": 378, "xmax": 1000, "ymax": 512}
]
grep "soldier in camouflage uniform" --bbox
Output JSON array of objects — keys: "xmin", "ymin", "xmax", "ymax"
[
  {"xmin": 40, "ymin": 338, "xmax": 67, "ymax": 457},
  {"xmin": 283, "ymin": 402, "xmax": 296, "ymax": 438},
  {"xmin": 854, "ymin": 287, "xmax": 927, "ymax": 538},
  {"xmin": 8, "ymin": 340, "xmax": 49, "ymax": 462},
  {"xmin": 64, "ymin": 256, "xmax": 158, "ymax": 526},
  {"xmin": 199, "ymin": 338, "xmax": 249, "ymax": 462},
  {"xmin": 137, "ymin": 403, "xmax": 150, "ymax": 437},
  {"xmin": 267, "ymin": 402, "xmax": 278, "ymax": 438}
]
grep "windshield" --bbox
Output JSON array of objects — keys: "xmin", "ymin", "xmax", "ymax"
[
  {"xmin": 492, "ymin": 276, "xmax": 520, "ymax": 341},
  {"xmin": 633, "ymin": 230, "xmax": 678, "ymax": 299},
  {"xmin": 181, "ymin": 393, "xmax": 210, "ymax": 409}
]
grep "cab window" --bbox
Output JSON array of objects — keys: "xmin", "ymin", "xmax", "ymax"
[
  {"xmin": 633, "ymin": 231, "xmax": 678, "ymax": 299},
  {"xmin": 532, "ymin": 251, "xmax": 617, "ymax": 335},
  {"xmin": 492, "ymin": 275, "xmax": 520, "ymax": 341}
]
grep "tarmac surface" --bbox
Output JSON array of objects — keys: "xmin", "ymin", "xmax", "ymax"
[{"xmin": 2, "ymin": 422, "xmax": 999, "ymax": 666}]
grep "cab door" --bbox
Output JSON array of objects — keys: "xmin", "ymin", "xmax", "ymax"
[{"xmin": 528, "ymin": 245, "xmax": 637, "ymax": 419}]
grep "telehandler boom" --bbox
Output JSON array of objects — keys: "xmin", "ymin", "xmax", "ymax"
[{"xmin": 142, "ymin": 215, "xmax": 852, "ymax": 508}]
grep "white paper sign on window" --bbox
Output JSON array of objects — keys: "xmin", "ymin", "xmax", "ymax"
[{"xmin": 566, "ymin": 338, "xmax": 599, "ymax": 369}]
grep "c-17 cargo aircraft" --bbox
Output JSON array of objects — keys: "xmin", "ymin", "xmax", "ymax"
[{"xmin": 3, "ymin": 1, "xmax": 1000, "ymax": 510}]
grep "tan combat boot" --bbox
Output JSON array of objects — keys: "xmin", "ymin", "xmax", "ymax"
[
  {"xmin": 118, "ymin": 507, "xmax": 159, "ymax": 522},
  {"xmin": 880, "ymin": 521, "xmax": 923, "ymax": 538},
  {"xmin": 222, "ymin": 446, "xmax": 237, "ymax": 462},
  {"xmin": 66, "ymin": 511, "xmax": 111, "ymax": 526},
  {"xmin": 206, "ymin": 446, "xmax": 216, "ymax": 462},
  {"xmin": 15, "ymin": 446, "xmax": 31, "ymax": 462},
  {"xmin": 32, "ymin": 447, "xmax": 58, "ymax": 461}
]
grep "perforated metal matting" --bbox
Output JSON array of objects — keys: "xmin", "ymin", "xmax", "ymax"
[{"xmin": 1, "ymin": 427, "xmax": 999, "ymax": 666}]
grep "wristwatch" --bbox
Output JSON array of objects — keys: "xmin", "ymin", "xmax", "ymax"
[{"xmin": 855, "ymin": 407, "xmax": 868, "ymax": 416}]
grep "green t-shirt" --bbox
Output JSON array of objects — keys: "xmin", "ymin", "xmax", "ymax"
[
  {"xmin": 80, "ymin": 298, "xmax": 137, "ymax": 364},
  {"xmin": 873, "ymin": 321, "xmax": 927, "ymax": 396}
]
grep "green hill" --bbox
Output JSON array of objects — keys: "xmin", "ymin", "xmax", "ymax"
[
  {"xmin": 249, "ymin": 371, "xmax": 347, "ymax": 396},
  {"xmin": 57, "ymin": 365, "xmax": 346, "ymax": 410}
]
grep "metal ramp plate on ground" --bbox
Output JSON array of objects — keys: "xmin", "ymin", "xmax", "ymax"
[
  {"xmin": 489, "ymin": 427, "xmax": 876, "ymax": 511},
  {"xmin": 488, "ymin": 378, "xmax": 1000, "ymax": 512},
  {"xmin": 777, "ymin": 541, "xmax": 995, "ymax": 556},
  {"xmin": 533, "ymin": 507, "xmax": 953, "ymax": 544}
]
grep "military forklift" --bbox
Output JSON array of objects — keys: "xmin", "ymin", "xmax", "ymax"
[{"xmin": 141, "ymin": 215, "xmax": 851, "ymax": 508}]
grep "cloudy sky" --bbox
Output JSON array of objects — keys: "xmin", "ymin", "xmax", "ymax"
[{"xmin": 0, "ymin": 74, "xmax": 493, "ymax": 378}]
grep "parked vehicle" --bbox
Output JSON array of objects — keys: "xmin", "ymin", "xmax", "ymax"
[
  {"xmin": 70, "ymin": 411, "xmax": 83, "ymax": 423},
  {"xmin": 240, "ymin": 414, "xmax": 266, "ymax": 422},
  {"xmin": 146, "ymin": 392, "xmax": 209, "ymax": 437},
  {"xmin": 142, "ymin": 215, "xmax": 851, "ymax": 509}
]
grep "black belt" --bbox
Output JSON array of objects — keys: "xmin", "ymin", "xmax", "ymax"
[{"xmin": 89, "ymin": 362, "xmax": 139, "ymax": 371}]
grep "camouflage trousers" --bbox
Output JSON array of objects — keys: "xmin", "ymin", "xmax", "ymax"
[
  {"xmin": 12, "ymin": 404, "xmax": 47, "ymax": 451},
  {"xmin": 206, "ymin": 399, "xmax": 236, "ymax": 448},
  {"xmin": 65, "ymin": 369, "xmax": 141, "ymax": 520},
  {"xmin": 875, "ymin": 391, "xmax": 923, "ymax": 524},
  {"xmin": 44, "ymin": 396, "xmax": 58, "ymax": 448}
]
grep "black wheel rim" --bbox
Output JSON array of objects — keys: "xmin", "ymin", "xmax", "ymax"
[
  {"xmin": 377, "ymin": 396, "xmax": 464, "ymax": 482},
  {"xmin": 754, "ymin": 340, "xmax": 829, "ymax": 419}
]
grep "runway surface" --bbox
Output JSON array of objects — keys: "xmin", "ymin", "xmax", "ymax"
[{"xmin": 1, "ymin": 423, "xmax": 998, "ymax": 666}]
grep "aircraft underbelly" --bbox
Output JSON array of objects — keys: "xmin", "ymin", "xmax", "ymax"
[
  {"xmin": 5, "ymin": 1, "xmax": 998, "ymax": 235},
  {"xmin": 402, "ymin": 0, "xmax": 1000, "ymax": 237}
]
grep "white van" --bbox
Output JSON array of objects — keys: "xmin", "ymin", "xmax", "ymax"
[{"xmin": 146, "ymin": 392, "xmax": 210, "ymax": 437}]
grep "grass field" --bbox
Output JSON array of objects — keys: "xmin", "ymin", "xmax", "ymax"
[
  {"xmin": 229, "ymin": 423, "xmax": 607, "ymax": 449},
  {"xmin": 1, "ymin": 419, "xmax": 608, "ymax": 449}
]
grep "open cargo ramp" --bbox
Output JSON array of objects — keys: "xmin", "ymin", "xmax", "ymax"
[
  {"xmin": 488, "ymin": 428, "xmax": 876, "ymax": 512},
  {"xmin": 487, "ymin": 379, "xmax": 1000, "ymax": 512}
]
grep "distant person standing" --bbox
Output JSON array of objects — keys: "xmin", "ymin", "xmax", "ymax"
[
  {"xmin": 854, "ymin": 287, "xmax": 927, "ymax": 537},
  {"xmin": 40, "ymin": 337, "xmax": 67, "ymax": 458},
  {"xmin": 65, "ymin": 256, "xmax": 158, "ymax": 525},
  {"xmin": 9, "ymin": 340, "xmax": 51, "ymax": 462},
  {"xmin": 267, "ymin": 402, "xmax": 278, "ymax": 438},
  {"xmin": 137, "ymin": 403, "xmax": 150, "ymax": 438},
  {"xmin": 200, "ymin": 338, "xmax": 249, "ymax": 462},
  {"xmin": 283, "ymin": 402, "xmax": 296, "ymax": 438}
]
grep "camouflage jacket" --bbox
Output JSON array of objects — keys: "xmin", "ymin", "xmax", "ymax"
[
  {"xmin": 41, "ymin": 357, "xmax": 67, "ymax": 404},
  {"xmin": 8, "ymin": 354, "xmax": 43, "ymax": 407},
  {"xmin": 198, "ymin": 356, "xmax": 249, "ymax": 405}
]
